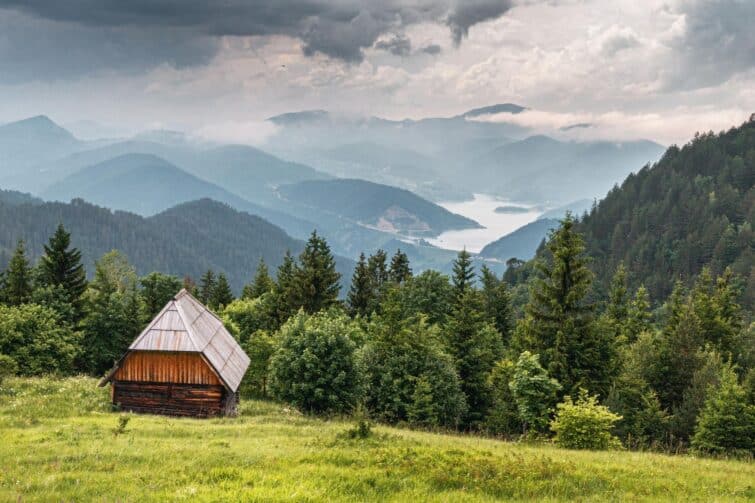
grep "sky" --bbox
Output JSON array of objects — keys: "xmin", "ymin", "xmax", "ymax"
[{"xmin": 0, "ymin": 0, "xmax": 753, "ymax": 144}]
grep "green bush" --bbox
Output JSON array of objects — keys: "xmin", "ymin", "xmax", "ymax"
[
  {"xmin": 484, "ymin": 359, "xmax": 522, "ymax": 436},
  {"xmin": 551, "ymin": 390, "xmax": 623, "ymax": 450},
  {"xmin": 0, "ymin": 303, "xmax": 81, "ymax": 375},
  {"xmin": 0, "ymin": 354, "xmax": 18, "ymax": 385},
  {"xmin": 509, "ymin": 351, "xmax": 560, "ymax": 434},
  {"xmin": 268, "ymin": 311, "xmax": 363, "ymax": 414}
]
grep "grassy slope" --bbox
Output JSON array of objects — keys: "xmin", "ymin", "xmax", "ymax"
[{"xmin": 1, "ymin": 377, "xmax": 752, "ymax": 502}]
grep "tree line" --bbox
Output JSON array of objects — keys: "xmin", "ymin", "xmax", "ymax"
[{"xmin": 1, "ymin": 220, "xmax": 751, "ymax": 456}]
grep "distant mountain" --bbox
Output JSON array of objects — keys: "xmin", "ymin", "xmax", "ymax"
[
  {"xmin": 538, "ymin": 198, "xmax": 594, "ymax": 220},
  {"xmin": 459, "ymin": 103, "xmax": 526, "ymax": 118},
  {"xmin": 278, "ymin": 178, "xmax": 481, "ymax": 236},
  {"xmin": 471, "ymin": 135, "xmax": 665, "ymax": 204},
  {"xmin": 0, "ymin": 116, "xmax": 84, "ymax": 189},
  {"xmin": 42, "ymin": 153, "xmax": 261, "ymax": 216},
  {"xmin": 0, "ymin": 188, "xmax": 43, "ymax": 206},
  {"xmin": 0, "ymin": 196, "xmax": 354, "ymax": 293},
  {"xmin": 479, "ymin": 218, "xmax": 559, "ymax": 262},
  {"xmin": 576, "ymin": 117, "xmax": 754, "ymax": 303},
  {"xmin": 268, "ymin": 110, "xmax": 330, "ymax": 126}
]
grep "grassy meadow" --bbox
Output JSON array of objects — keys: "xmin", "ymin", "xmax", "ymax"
[{"xmin": 0, "ymin": 377, "xmax": 752, "ymax": 502}]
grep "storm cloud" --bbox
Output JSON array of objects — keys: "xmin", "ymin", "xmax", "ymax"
[{"xmin": 0, "ymin": 0, "xmax": 515, "ymax": 81}]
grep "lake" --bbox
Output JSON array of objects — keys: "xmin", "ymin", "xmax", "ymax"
[{"xmin": 428, "ymin": 193, "xmax": 541, "ymax": 253}]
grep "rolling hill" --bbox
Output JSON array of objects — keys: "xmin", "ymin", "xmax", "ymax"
[
  {"xmin": 479, "ymin": 218, "xmax": 560, "ymax": 262},
  {"xmin": 278, "ymin": 179, "xmax": 481, "ymax": 236},
  {"xmin": 0, "ymin": 196, "xmax": 354, "ymax": 293}
]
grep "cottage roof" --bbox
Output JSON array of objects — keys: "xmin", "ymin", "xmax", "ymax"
[{"xmin": 101, "ymin": 289, "xmax": 250, "ymax": 392}]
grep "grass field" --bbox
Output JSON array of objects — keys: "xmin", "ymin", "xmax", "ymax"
[{"xmin": 0, "ymin": 377, "xmax": 752, "ymax": 502}]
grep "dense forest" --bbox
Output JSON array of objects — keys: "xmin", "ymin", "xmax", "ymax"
[
  {"xmin": 0, "ymin": 118, "xmax": 753, "ymax": 458},
  {"xmin": 0, "ymin": 195, "xmax": 353, "ymax": 292},
  {"xmin": 577, "ymin": 115, "xmax": 754, "ymax": 305}
]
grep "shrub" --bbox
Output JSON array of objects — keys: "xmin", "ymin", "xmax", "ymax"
[
  {"xmin": 0, "ymin": 304, "xmax": 81, "ymax": 375},
  {"xmin": 509, "ymin": 351, "xmax": 560, "ymax": 434},
  {"xmin": 0, "ymin": 354, "xmax": 18, "ymax": 385},
  {"xmin": 692, "ymin": 365, "xmax": 755, "ymax": 457},
  {"xmin": 360, "ymin": 315, "xmax": 467, "ymax": 428},
  {"xmin": 268, "ymin": 311, "xmax": 363, "ymax": 414},
  {"xmin": 240, "ymin": 330, "xmax": 277, "ymax": 397},
  {"xmin": 551, "ymin": 390, "xmax": 623, "ymax": 450}
]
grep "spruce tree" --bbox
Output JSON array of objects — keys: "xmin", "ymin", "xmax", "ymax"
[
  {"xmin": 606, "ymin": 263, "xmax": 629, "ymax": 324},
  {"xmin": 347, "ymin": 253, "xmax": 373, "ymax": 318},
  {"xmin": 479, "ymin": 265, "xmax": 514, "ymax": 345},
  {"xmin": 452, "ymin": 248, "xmax": 475, "ymax": 302},
  {"xmin": 273, "ymin": 251, "xmax": 299, "ymax": 323},
  {"xmin": 692, "ymin": 364, "xmax": 755, "ymax": 456},
  {"xmin": 140, "ymin": 272, "xmax": 182, "ymax": 320},
  {"xmin": 243, "ymin": 258, "xmax": 274, "ymax": 299},
  {"xmin": 210, "ymin": 273, "xmax": 234, "ymax": 310},
  {"xmin": 3, "ymin": 240, "xmax": 33, "ymax": 306},
  {"xmin": 445, "ymin": 288, "xmax": 503, "ymax": 427},
  {"xmin": 367, "ymin": 249, "xmax": 389, "ymax": 309},
  {"xmin": 388, "ymin": 249, "xmax": 412, "ymax": 284},
  {"xmin": 37, "ymin": 224, "xmax": 87, "ymax": 317},
  {"xmin": 624, "ymin": 285, "xmax": 653, "ymax": 342},
  {"xmin": 198, "ymin": 270, "xmax": 216, "ymax": 305},
  {"xmin": 294, "ymin": 231, "xmax": 340, "ymax": 313},
  {"xmin": 523, "ymin": 215, "xmax": 614, "ymax": 397}
]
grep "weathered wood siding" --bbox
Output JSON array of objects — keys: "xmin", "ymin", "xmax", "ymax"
[
  {"xmin": 113, "ymin": 381, "xmax": 226, "ymax": 417},
  {"xmin": 114, "ymin": 351, "xmax": 222, "ymax": 386}
]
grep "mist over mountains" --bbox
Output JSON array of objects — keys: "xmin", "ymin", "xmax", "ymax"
[{"xmin": 0, "ymin": 104, "xmax": 665, "ymax": 277}]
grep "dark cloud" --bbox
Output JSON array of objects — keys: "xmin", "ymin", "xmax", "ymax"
[
  {"xmin": 421, "ymin": 44, "xmax": 443, "ymax": 55},
  {"xmin": 0, "ymin": 0, "xmax": 516, "ymax": 80},
  {"xmin": 669, "ymin": 0, "xmax": 755, "ymax": 89},
  {"xmin": 375, "ymin": 35, "xmax": 412, "ymax": 56},
  {"xmin": 446, "ymin": 0, "xmax": 514, "ymax": 45}
]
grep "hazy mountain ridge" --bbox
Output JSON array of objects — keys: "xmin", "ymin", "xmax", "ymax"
[{"xmin": 0, "ymin": 196, "xmax": 354, "ymax": 293}]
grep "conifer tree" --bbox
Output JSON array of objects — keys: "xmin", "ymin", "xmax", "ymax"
[
  {"xmin": 445, "ymin": 288, "xmax": 503, "ymax": 427},
  {"xmin": 273, "ymin": 251, "xmax": 299, "ymax": 323},
  {"xmin": 3, "ymin": 240, "xmax": 33, "ymax": 306},
  {"xmin": 347, "ymin": 253, "xmax": 373, "ymax": 317},
  {"xmin": 37, "ymin": 224, "xmax": 87, "ymax": 317},
  {"xmin": 198, "ymin": 270, "xmax": 216, "ymax": 305},
  {"xmin": 294, "ymin": 231, "xmax": 340, "ymax": 313},
  {"xmin": 479, "ymin": 265, "xmax": 514, "ymax": 345},
  {"xmin": 606, "ymin": 263, "xmax": 629, "ymax": 324},
  {"xmin": 624, "ymin": 285, "xmax": 653, "ymax": 342},
  {"xmin": 243, "ymin": 258, "xmax": 274, "ymax": 299},
  {"xmin": 210, "ymin": 273, "xmax": 234, "ymax": 310},
  {"xmin": 452, "ymin": 248, "xmax": 475, "ymax": 302},
  {"xmin": 140, "ymin": 272, "xmax": 182, "ymax": 320},
  {"xmin": 388, "ymin": 249, "xmax": 412, "ymax": 284},
  {"xmin": 692, "ymin": 364, "xmax": 755, "ymax": 455},
  {"xmin": 523, "ymin": 215, "xmax": 614, "ymax": 397}
]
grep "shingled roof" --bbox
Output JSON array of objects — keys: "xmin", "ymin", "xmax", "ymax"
[{"xmin": 101, "ymin": 289, "xmax": 250, "ymax": 392}]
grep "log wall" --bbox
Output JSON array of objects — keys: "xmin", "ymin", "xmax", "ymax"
[
  {"xmin": 113, "ymin": 381, "xmax": 226, "ymax": 417},
  {"xmin": 114, "ymin": 351, "xmax": 222, "ymax": 386}
]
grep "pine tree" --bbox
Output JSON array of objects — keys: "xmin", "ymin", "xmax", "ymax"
[
  {"xmin": 210, "ymin": 273, "xmax": 234, "ymax": 310},
  {"xmin": 3, "ymin": 240, "xmax": 33, "ymax": 306},
  {"xmin": 243, "ymin": 258, "xmax": 274, "ymax": 299},
  {"xmin": 388, "ymin": 249, "xmax": 412, "ymax": 284},
  {"xmin": 198, "ymin": 270, "xmax": 216, "ymax": 305},
  {"xmin": 479, "ymin": 265, "xmax": 514, "ymax": 345},
  {"xmin": 294, "ymin": 231, "xmax": 340, "ymax": 313},
  {"xmin": 452, "ymin": 248, "xmax": 475, "ymax": 302},
  {"xmin": 692, "ymin": 364, "xmax": 755, "ymax": 456},
  {"xmin": 445, "ymin": 288, "xmax": 503, "ymax": 427},
  {"xmin": 606, "ymin": 263, "xmax": 629, "ymax": 324},
  {"xmin": 523, "ymin": 215, "xmax": 614, "ymax": 397},
  {"xmin": 37, "ymin": 224, "xmax": 87, "ymax": 318},
  {"xmin": 347, "ymin": 253, "xmax": 373, "ymax": 318},
  {"xmin": 624, "ymin": 285, "xmax": 653, "ymax": 342},
  {"xmin": 273, "ymin": 251, "xmax": 299, "ymax": 323}
]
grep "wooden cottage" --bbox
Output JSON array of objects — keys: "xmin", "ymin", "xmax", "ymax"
[{"xmin": 100, "ymin": 288, "xmax": 250, "ymax": 417}]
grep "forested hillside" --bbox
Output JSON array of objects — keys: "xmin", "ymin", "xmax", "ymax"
[
  {"xmin": 0, "ymin": 197, "xmax": 352, "ymax": 292},
  {"xmin": 278, "ymin": 178, "xmax": 480, "ymax": 235},
  {"xmin": 577, "ymin": 116, "xmax": 754, "ymax": 304}
]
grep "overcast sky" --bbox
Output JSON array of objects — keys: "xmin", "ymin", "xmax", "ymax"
[{"xmin": 0, "ymin": 0, "xmax": 752, "ymax": 144}]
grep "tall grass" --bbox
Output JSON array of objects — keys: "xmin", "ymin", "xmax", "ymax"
[{"xmin": 0, "ymin": 377, "xmax": 753, "ymax": 501}]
